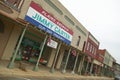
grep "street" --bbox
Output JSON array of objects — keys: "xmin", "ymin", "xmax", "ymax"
[
  {"xmin": 0, "ymin": 76, "xmax": 71, "ymax": 80},
  {"xmin": 0, "ymin": 75, "xmax": 114, "ymax": 80}
]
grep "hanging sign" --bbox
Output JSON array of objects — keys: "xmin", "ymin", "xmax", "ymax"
[
  {"xmin": 71, "ymin": 49, "xmax": 76, "ymax": 56},
  {"xmin": 47, "ymin": 39, "xmax": 58, "ymax": 49},
  {"xmin": 25, "ymin": 1, "xmax": 73, "ymax": 45}
]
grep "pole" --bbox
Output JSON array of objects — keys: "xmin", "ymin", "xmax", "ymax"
[
  {"xmin": 85, "ymin": 61, "xmax": 89, "ymax": 75},
  {"xmin": 7, "ymin": 23, "xmax": 29, "ymax": 69},
  {"xmin": 78, "ymin": 55, "xmax": 85, "ymax": 75},
  {"xmin": 62, "ymin": 47, "xmax": 71, "ymax": 73},
  {"xmin": 50, "ymin": 42, "xmax": 62, "ymax": 73},
  {"xmin": 33, "ymin": 35, "xmax": 48, "ymax": 71},
  {"xmin": 71, "ymin": 52, "xmax": 79, "ymax": 74},
  {"xmin": 90, "ymin": 61, "xmax": 94, "ymax": 75}
]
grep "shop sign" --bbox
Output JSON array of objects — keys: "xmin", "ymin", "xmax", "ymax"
[
  {"xmin": 71, "ymin": 49, "xmax": 76, "ymax": 56},
  {"xmin": 47, "ymin": 39, "xmax": 58, "ymax": 49},
  {"xmin": 87, "ymin": 56, "xmax": 91, "ymax": 62},
  {"xmin": 25, "ymin": 1, "xmax": 73, "ymax": 45}
]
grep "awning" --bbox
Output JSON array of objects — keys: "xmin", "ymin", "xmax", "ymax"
[{"xmin": 93, "ymin": 59, "xmax": 103, "ymax": 66}]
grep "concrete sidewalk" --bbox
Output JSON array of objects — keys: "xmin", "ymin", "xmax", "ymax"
[{"xmin": 0, "ymin": 60, "xmax": 114, "ymax": 80}]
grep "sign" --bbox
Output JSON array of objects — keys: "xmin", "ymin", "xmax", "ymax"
[
  {"xmin": 47, "ymin": 39, "xmax": 58, "ymax": 49},
  {"xmin": 87, "ymin": 56, "xmax": 91, "ymax": 62},
  {"xmin": 71, "ymin": 49, "xmax": 76, "ymax": 56},
  {"xmin": 25, "ymin": 1, "xmax": 73, "ymax": 45}
]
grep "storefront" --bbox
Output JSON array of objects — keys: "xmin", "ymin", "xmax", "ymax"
[
  {"xmin": 0, "ymin": 14, "xmax": 23, "ymax": 61},
  {"xmin": 16, "ymin": 28, "xmax": 51, "ymax": 65},
  {"xmin": 60, "ymin": 47, "xmax": 85, "ymax": 74},
  {"xmin": 61, "ymin": 48, "xmax": 77, "ymax": 71},
  {"xmin": 82, "ymin": 56, "xmax": 93, "ymax": 75},
  {"xmin": 93, "ymin": 60, "xmax": 103, "ymax": 75},
  {"xmin": 0, "ymin": 0, "xmax": 90, "ymax": 75},
  {"xmin": 6, "ymin": 1, "xmax": 74, "ymax": 72}
]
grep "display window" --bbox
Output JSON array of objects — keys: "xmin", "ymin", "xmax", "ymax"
[
  {"xmin": 15, "ymin": 36, "xmax": 47, "ymax": 65},
  {"xmin": 20, "ymin": 37, "xmax": 40, "ymax": 61}
]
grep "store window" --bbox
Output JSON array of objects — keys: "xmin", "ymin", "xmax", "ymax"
[
  {"xmin": 0, "ymin": 20, "xmax": 4, "ymax": 33},
  {"xmin": 4, "ymin": 0, "xmax": 24, "ymax": 11},
  {"xmin": 16, "ymin": 37, "xmax": 40, "ymax": 62}
]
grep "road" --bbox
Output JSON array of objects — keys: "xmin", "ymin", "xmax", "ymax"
[
  {"xmin": 0, "ymin": 76, "xmax": 114, "ymax": 80},
  {"xmin": 0, "ymin": 76, "xmax": 72, "ymax": 80}
]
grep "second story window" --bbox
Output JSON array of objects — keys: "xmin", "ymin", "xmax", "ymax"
[
  {"xmin": 4, "ymin": 0, "xmax": 24, "ymax": 11},
  {"xmin": 90, "ymin": 44, "xmax": 92, "ymax": 52},
  {"xmin": 76, "ymin": 36, "xmax": 81, "ymax": 47},
  {"xmin": 94, "ymin": 48, "xmax": 96, "ymax": 55},
  {"xmin": 92, "ymin": 46, "xmax": 94, "ymax": 54},
  {"xmin": 87, "ymin": 42, "xmax": 90, "ymax": 50}
]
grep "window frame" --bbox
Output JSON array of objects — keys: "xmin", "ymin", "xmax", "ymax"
[
  {"xmin": 4, "ymin": 0, "xmax": 24, "ymax": 11},
  {"xmin": 92, "ymin": 46, "xmax": 94, "ymax": 54},
  {"xmin": 90, "ymin": 44, "xmax": 92, "ymax": 52},
  {"xmin": 87, "ymin": 42, "xmax": 90, "ymax": 50},
  {"xmin": 76, "ymin": 36, "xmax": 81, "ymax": 47}
]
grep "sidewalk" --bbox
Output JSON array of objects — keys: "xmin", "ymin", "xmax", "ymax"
[{"xmin": 0, "ymin": 60, "xmax": 114, "ymax": 80}]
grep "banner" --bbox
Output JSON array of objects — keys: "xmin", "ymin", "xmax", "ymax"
[{"xmin": 25, "ymin": 1, "xmax": 73, "ymax": 45}]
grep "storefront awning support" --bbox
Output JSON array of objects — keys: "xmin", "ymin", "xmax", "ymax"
[
  {"xmin": 71, "ymin": 52, "xmax": 79, "ymax": 74},
  {"xmin": 101, "ymin": 65, "xmax": 105, "ymax": 76},
  {"xmin": 85, "ymin": 59, "xmax": 90, "ymax": 74},
  {"xmin": 50, "ymin": 42, "xmax": 62, "ymax": 73},
  {"xmin": 89, "ymin": 60, "xmax": 94, "ymax": 75},
  {"xmin": 78, "ymin": 55, "xmax": 85, "ymax": 75},
  {"xmin": 7, "ymin": 23, "xmax": 29, "ymax": 69},
  {"xmin": 62, "ymin": 47, "xmax": 72, "ymax": 73},
  {"xmin": 33, "ymin": 35, "xmax": 48, "ymax": 71}
]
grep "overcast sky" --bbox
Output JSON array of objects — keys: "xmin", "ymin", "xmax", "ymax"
[{"xmin": 59, "ymin": 0, "xmax": 120, "ymax": 64}]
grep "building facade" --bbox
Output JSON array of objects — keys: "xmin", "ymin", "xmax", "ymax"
[
  {"xmin": 83, "ymin": 32, "xmax": 100, "ymax": 75},
  {"xmin": 0, "ymin": 0, "xmax": 117, "ymax": 77},
  {"xmin": 0, "ymin": 0, "xmax": 88, "ymax": 74},
  {"xmin": 113, "ymin": 62, "xmax": 120, "ymax": 77},
  {"xmin": 99, "ymin": 49, "xmax": 115, "ymax": 77}
]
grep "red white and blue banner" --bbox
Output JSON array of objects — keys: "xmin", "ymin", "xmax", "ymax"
[{"xmin": 25, "ymin": 1, "xmax": 73, "ymax": 45}]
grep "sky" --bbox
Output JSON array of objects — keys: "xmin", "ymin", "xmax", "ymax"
[{"xmin": 59, "ymin": 0, "xmax": 120, "ymax": 64}]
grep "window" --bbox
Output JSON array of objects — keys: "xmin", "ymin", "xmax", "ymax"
[
  {"xmin": 44, "ymin": 0, "xmax": 63, "ymax": 15},
  {"xmin": 90, "ymin": 44, "xmax": 92, "ymax": 52},
  {"xmin": 76, "ymin": 36, "xmax": 81, "ymax": 46},
  {"xmin": 64, "ymin": 15, "xmax": 75, "ymax": 26},
  {"xmin": 92, "ymin": 46, "xmax": 94, "ymax": 54},
  {"xmin": 87, "ymin": 42, "xmax": 90, "ymax": 50},
  {"xmin": 94, "ymin": 48, "xmax": 96, "ymax": 55},
  {"xmin": 4, "ymin": 0, "xmax": 24, "ymax": 11},
  {"xmin": 82, "ymin": 41, "xmax": 86, "ymax": 51}
]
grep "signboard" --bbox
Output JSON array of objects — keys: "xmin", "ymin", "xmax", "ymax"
[
  {"xmin": 47, "ymin": 39, "xmax": 58, "ymax": 49},
  {"xmin": 25, "ymin": 1, "xmax": 73, "ymax": 45},
  {"xmin": 71, "ymin": 49, "xmax": 76, "ymax": 56}
]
